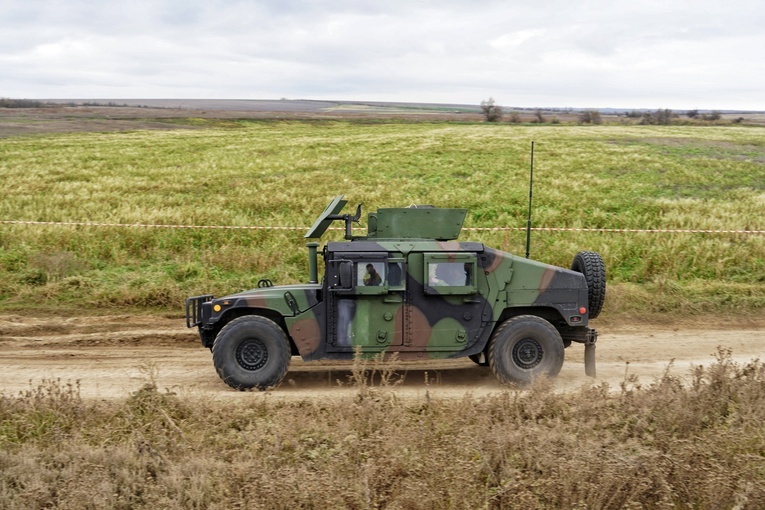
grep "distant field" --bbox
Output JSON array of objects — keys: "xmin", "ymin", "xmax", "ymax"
[
  {"xmin": 42, "ymin": 98, "xmax": 480, "ymax": 113},
  {"xmin": 0, "ymin": 118, "xmax": 764, "ymax": 317},
  {"xmin": 3, "ymin": 100, "xmax": 763, "ymax": 138}
]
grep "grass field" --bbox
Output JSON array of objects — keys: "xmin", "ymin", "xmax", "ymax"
[
  {"xmin": 1, "ymin": 120, "xmax": 763, "ymax": 317},
  {"xmin": 2, "ymin": 117, "xmax": 765, "ymax": 508},
  {"xmin": 1, "ymin": 352, "xmax": 764, "ymax": 508}
]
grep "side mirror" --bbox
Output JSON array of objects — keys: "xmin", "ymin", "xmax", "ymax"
[
  {"xmin": 338, "ymin": 261, "xmax": 353, "ymax": 289},
  {"xmin": 330, "ymin": 260, "xmax": 354, "ymax": 289}
]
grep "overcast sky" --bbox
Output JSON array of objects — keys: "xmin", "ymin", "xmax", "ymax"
[{"xmin": 2, "ymin": 0, "xmax": 763, "ymax": 110}]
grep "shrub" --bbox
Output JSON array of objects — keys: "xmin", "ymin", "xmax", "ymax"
[
  {"xmin": 702, "ymin": 111, "xmax": 722, "ymax": 121},
  {"xmin": 480, "ymin": 98, "xmax": 503, "ymax": 122},
  {"xmin": 640, "ymin": 108, "xmax": 674, "ymax": 125},
  {"xmin": 1, "ymin": 353, "xmax": 764, "ymax": 508},
  {"xmin": 0, "ymin": 98, "xmax": 47, "ymax": 108},
  {"xmin": 578, "ymin": 110, "xmax": 602, "ymax": 125}
]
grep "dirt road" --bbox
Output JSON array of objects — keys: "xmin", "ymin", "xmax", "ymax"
[{"xmin": 1, "ymin": 314, "xmax": 762, "ymax": 400}]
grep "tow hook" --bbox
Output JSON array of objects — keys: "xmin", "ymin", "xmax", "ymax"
[{"xmin": 584, "ymin": 328, "xmax": 598, "ymax": 378}]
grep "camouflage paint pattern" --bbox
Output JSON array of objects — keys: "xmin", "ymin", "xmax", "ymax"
[
  {"xmin": 192, "ymin": 241, "xmax": 591, "ymax": 361},
  {"xmin": 188, "ymin": 197, "xmax": 596, "ymax": 367}
]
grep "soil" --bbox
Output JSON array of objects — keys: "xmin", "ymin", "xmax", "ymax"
[
  {"xmin": 1, "ymin": 314, "xmax": 762, "ymax": 401},
  {"xmin": 3, "ymin": 103, "xmax": 762, "ymax": 139},
  {"xmin": 0, "ymin": 104, "xmax": 486, "ymax": 138}
]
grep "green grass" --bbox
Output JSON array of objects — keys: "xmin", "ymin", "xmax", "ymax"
[{"xmin": 1, "ymin": 121, "xmax": 764, "ymax": 316}]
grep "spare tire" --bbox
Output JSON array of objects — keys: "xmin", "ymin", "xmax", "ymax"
[{"xmin": 571, "ymin": 251, "xmax": 606, "ymax": 319}]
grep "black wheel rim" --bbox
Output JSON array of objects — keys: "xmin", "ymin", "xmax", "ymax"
[
  {"xmin": 512, "ymin": 337, "xmax": 543, "ymax": 369},
  {"xmin": 236, "ymin": 338, "xmax": 268, "ymax": 371}
]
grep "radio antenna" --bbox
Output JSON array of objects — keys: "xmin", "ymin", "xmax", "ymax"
[{"xmin": 525, "ymin": 141, "xmax": 535, "ymax": 259}]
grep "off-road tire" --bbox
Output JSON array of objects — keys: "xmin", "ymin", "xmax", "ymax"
[
  {"xmin": 571, "ymin": 251, "xmax": 606, "ymax": 319},
  {"xmin": 212, "ymin": 315, "xmax": 291, "ymax": 390},
  {"xmin": 488, "ymin": 315, "xmax": 565, "ymax": 384}
]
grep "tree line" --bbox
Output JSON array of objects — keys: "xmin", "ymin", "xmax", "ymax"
[{"xmin": 481, "ymin": 99, "xmax": 732, "ymax": 125}]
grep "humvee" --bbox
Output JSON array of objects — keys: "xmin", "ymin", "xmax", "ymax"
[{"xmin": 186, "ymin": 195, "xmax": 605, "ymax": 390}]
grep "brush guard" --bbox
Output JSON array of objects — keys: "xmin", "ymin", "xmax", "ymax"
[{"xmin": 185, "ymin": 294, "xmax": 214, "ymax": 328}]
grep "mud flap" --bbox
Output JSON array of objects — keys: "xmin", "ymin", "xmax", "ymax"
[{"xmin": 584, "ymin": 329, "xmax": 598, "ymax": 378}]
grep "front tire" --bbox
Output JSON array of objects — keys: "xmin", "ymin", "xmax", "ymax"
[
  {"xmin": 212, "ymin": 316, "xmax": 291, "ymax": 390},
  {"xmin": 488, "ymin": 316, "xmax": 565, "ymax": 384}
]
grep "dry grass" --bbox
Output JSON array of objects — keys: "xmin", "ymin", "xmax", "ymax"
[{"xmin": 1, "ymin": 351, "xmax": 764, "ymax": 509}]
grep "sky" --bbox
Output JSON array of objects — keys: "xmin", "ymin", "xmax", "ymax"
[{"xmin": 2, "ymin": 0, "xmax": 763, "ymax": 111}]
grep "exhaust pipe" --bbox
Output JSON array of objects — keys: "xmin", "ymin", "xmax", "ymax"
[{"xmin": 307, "ymin": 242, "xmax": 320, "ymax": 283}]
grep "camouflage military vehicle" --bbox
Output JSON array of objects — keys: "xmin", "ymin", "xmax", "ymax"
[{"xmin": 186, "ymin": 195, "xmax": 605, "ymax": 390}]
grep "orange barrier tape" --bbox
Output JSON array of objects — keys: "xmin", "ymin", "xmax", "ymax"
[
  {"xmin": 0, "ymin": 220, "xmax": 307, "ymax": 230},
  {"xmin": 463, "ymin": 227, "xmax": 765, "ymax": 234},
  {"xmin": 1, "ymin": 220, "xmax": 763, "ymax": 235}
]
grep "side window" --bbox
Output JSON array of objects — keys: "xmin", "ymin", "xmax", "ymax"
[
  {"xmin": 428, "ymin": 262, "xmax": 473, "ymax": 287},
  {"xmin": 424, "ymin": 253, "xmax": 478, "ymax": 295},
  {"xmin": 387, "ymin": 261, "xmax": 404, "ymax": 288},
  {"xmin": 329, "ymin": 253, "xmax": 405, "ymax": 295},
  {"xmin": 357, "ymin": 262, "xmax": 386, "ymax": 287},
  {"xmin": 386, "ymin": 258, "xmax": 406, "ymax": 291}
]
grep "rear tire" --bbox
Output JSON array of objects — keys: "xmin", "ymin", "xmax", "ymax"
[
  {"xmin": 488, "ymin": 316, "xmax": 565, "ymax": 384},
  {"xmin": 571, "ymin": 251, "xmax": 606, "ymax": 319},
  {"xmin": 212, "ymin": 316, "xmax": 291, "ymax": 390}
]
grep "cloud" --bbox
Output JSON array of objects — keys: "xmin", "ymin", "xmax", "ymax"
[{"xmin": 1, "ymin": 0, "xmax": 763, "ymax": 109}]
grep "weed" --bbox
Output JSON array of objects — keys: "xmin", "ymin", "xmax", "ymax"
[{"xmin": 0, "ymin": 352, "xmax": 764, "ymax": 507}]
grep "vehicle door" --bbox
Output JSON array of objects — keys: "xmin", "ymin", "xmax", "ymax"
[
  {"xmin": 327, "ymin": 252, "xmax": 406, "ymax": 353},
  {"xmin": 406, "ymin": 251, "xmax": 488, "ymax": 351}
]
